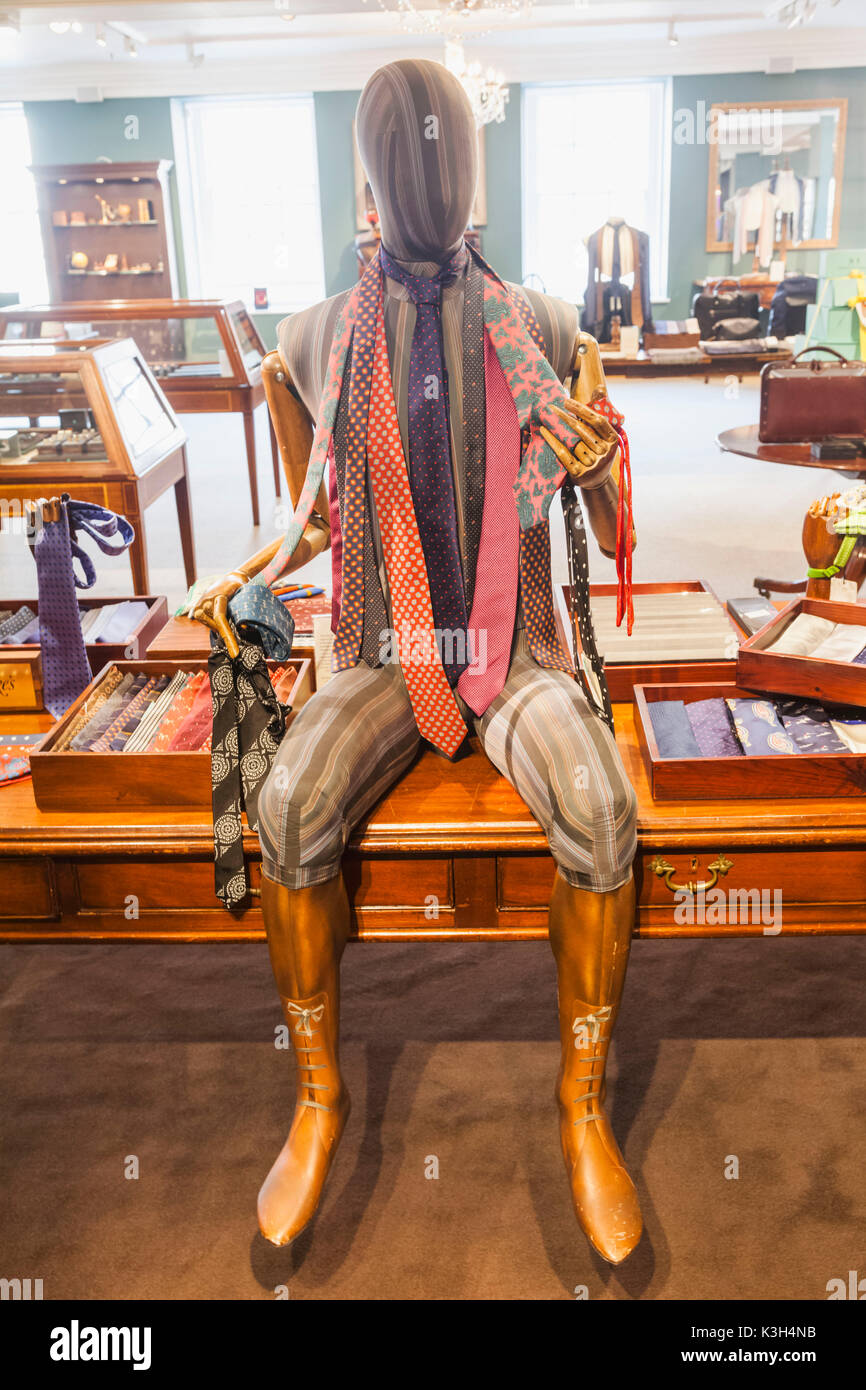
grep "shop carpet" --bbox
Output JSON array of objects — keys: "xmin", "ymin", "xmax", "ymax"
[{"xmin": 1, "ymin": 934, "xmax": 864, "ymax": 1301}]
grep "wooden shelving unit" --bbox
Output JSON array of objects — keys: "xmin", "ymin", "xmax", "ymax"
[{"xmin": 31, "ymin": 159, "xmax": 178, "ymax": 302}]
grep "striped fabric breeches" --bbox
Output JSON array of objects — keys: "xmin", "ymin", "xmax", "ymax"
[{"xmin": 257, "ymin": 636, "xmax": 637, "ymax": 895}]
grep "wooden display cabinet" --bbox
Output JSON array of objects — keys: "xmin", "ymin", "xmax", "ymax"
[
  {"xmin": 0, "ymin": 338, "xmax": 194, "ymax": 593},
  {"xmin": 0, "ymin": 300, "xmax": 280, "ymax": 526},
  {"xmin": 31, "ymin": 160, "xmax": 178, "ymax": 302}
]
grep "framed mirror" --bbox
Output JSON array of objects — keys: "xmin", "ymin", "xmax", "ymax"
[{"xmin": 706, "ymin": 99, "xmax": 847, "ymax": 256}]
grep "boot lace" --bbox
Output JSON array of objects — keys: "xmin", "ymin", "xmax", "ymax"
[
  {"xmin": 285, "ymin": 1001, "xmax": 331, "ymax": 1113},
  {"xmin": 572, "ymin": 1006, "xmax": 612, "ymax": 1128}
]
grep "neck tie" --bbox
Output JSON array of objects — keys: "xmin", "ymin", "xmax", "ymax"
[
  {"xmin": 30, "ymin": 507, "xmax": 95, "ymax": 719},
  {"xmin": 648, "ymin": 700, "xmax": 702, "ymax": 759},
  {"xmin": 379, "ymin": 244, "xmax": 469, "ymax": 685},
  {"xmin": 685, "ymin": 697, "xmax": 743, "ymax": 758},
  {"xmin": 258, "ymin": 243, "xmax": 630, "ymax": 739},
  {"xmin": 457, "ymin": 330, "xmax": 519, "ymax": 714},
  {"xmin": 209, "ymin": 634, "xmax": 290, "ymax": 908},
  {"xmin": 28, "ymin": 496, "xmax": 134, "ymax": 718},
  {"xmin": 366, "ymin": 299, "xmax": 468, "ymax": 756}
]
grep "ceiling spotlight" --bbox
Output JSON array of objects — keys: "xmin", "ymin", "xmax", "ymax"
[
  {"xmin": 95, "ymin": 23, "xmax": 107, "ymax": 47},
  {"xmin": 49, "ymin": 20, "xmax": 70, "ymax": 33},
  {"xmin": 668, "ymin": 20, "xmax": 679, "ymax": 46},
  {"xmin": 279, "ymin": 11, "xmax": 296, "ymax": 20},
  {"xmin": 186, "ymin": 42, "xmax": 205, "ymax": 67},
  {"xmin": 71, "ymin": 19, "xmax": 82, "ymax": 33},
  {"xmin": 124, "ymin": 34, "xmax": 138, "ymax": 58}
]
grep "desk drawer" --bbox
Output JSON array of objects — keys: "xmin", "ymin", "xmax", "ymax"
[
  {"xmin": 639, "ymin": 846, "xmax": 866, "ymax": 907},
  {"xmin": 0, "ymin": 859, "xmax": 58, "ymax": 918},
  {"xmin": 345, "ymin": 858, "xmax": 452, "ymax": 910},
  {"xmin": 75, "ymin": 858, "xmax": 251, "ymax": 910}
]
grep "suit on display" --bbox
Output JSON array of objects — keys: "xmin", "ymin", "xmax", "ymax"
[
  {"xmin": 196, "ymin": 59, "xmax": 642, "ymax": 1266},
  {"xmin": 582, "ymin": 217, "xmax": 653, "ymax": 343}
]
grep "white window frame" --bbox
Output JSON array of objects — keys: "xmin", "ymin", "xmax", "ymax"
[
  {"xmin": 521, "ymin": 79, "xmax": 672, "ymax": 306},
  {"xmin": 0, "ymin": 103, "xmax": 48, "ymax": 306},
  {"xmin": 171, "ymin": 93, "xmax": 326, "ymax": 314}
]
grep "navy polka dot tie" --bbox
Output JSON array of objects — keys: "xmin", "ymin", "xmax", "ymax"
[{"xmin": 379, "ymin": 244, "xmax": 469, "ymax": 685}]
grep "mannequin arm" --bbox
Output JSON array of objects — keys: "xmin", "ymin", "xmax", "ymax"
[
  {"xmin": 570, "ymin": 332, "xmax": 635, "ymax": 560},
  {"xmin": 192, "ymin": 351, "xmax": 331, "ymax": 652}
]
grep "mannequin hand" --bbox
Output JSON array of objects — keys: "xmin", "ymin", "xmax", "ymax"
[
  {"xmin": 540, "ymin": 397, "xmax": 619, "ymax": 479},
  {"xmin": 193, "ymin": 570, "xmax": 249, "ymax": 659}
]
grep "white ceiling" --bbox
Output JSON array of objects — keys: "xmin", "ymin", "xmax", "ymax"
[{"xmin": 0, "ymin": 1, "xmax": 863, "ymax": 99}]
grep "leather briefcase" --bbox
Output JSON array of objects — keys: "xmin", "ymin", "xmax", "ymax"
[
  {"xmin": 715, "ymin": 316, "xmax": 762, "ymax": 341},
  {"xmin": 759, "ymin": 346, "xmax": 866, "ymax": 443},
  {"xmin": 692, "ymin": 279, "xmax": 761, "ymax": 340}
]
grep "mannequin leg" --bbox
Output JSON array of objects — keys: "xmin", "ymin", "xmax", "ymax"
[
  {"xmin": 473, "ymin": 637, "xmax": 640, "ymax": 1263},
  {"xmin": 548, "ymin": 870, "xmax": 642, "ymax": 1264},
  {"xmin": 254, "ymin": 661, "xmax": 420, "ymax": 1246},
  {"xmin": 257, "ymin": 874, "xmax": 351, "ymax": 1246}
]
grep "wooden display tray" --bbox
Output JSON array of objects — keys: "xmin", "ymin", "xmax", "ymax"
[
  {"xmin": 0, "ymin": 595, "xmax": 167, "ymax": 711},
  {"xmin": 146, "ymin": 613, "xmax": 315, "ymax": 666},
  {"xmin": 635, "ymin": 681, "xmax": 866, "ymax": 801},
  {"xmin": 556, "ymin": 581, "xmax": 741, "ymax": 702},
  {"xmin": 737, "ymin": 597, "xmax": 866, "ymax": 709},
  {"xmin": 29, "ymin": 656, "xmax": 312, "ymax": 813}
]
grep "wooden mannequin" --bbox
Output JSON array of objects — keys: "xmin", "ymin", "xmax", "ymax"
[{"xmin": 195, "ymin": 59, "xmax": 641, "ymax": 1266}]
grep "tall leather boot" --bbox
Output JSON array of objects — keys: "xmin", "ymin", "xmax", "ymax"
[
  {"xmin": 548, "ymin": 870, "xmax": 642, "ymax": 1265},
  {"xmin": 257, "ymin": 875, "xmax": 352, "ymax": 1247}
]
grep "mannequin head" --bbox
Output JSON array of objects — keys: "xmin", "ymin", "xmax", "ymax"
[{"xmin": 356, "ymin": 58, "xmax": 478, "ymax": 262}]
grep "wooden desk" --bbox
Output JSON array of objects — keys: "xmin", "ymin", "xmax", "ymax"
[
  {"xmin": 2, "ymin": 704, "xmax": 863, "ymax": 943},
  {"xmin": 602, "ymin": 351, "xmax": 790, "ymax": 381}
]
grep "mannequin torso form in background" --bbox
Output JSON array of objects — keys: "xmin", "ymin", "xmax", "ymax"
[{"xmin": 201, "ymin": 59, "xmax": 644, "ymax": 1268}]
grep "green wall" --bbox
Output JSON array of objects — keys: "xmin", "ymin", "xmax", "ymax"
[
  {"xmin": 667, "ymin": 67, "xmax": 866, "ymax": 317},
  {"xmin": 21, "ymin": 65, "xmax": 866, "ymax": 331}
]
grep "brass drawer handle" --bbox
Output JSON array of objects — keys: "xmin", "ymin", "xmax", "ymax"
[{"xmin": 650, "ymin": 853, "xmax": 733, "ymax": 896}]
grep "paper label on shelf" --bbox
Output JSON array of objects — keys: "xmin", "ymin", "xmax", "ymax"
[
  {"xmin": 313, "ymin": 613, "xmax": 334, "ymax": 688},
  {"xmin": 830, "ymin": 577, "xmax": 858, "ymax": 603},
  {"xmin": 620, "ymin": 325, "xmax": 640, "ymax": 356}
]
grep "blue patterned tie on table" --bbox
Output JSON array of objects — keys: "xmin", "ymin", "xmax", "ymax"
[
  {"xmin": 685, "ymin": 697, "xmax": 743, "ymax": 757},
  {"xmin": 378, "ymin": 244, "xmax": 469, "ymax": 685},
  {"xmin": 648, "ymin": 700, "xmax": 702, "ymax": 759},
  {"xmin": 28, "ymin": 496, "xmax": 135, "ymax": 718},
  {"xmin": 0, "ymin": 605, "xmax": 38, "ymax": 643},
  {"xmin": 726, "ymin": 698, "xmax": 798, "ymax": 756}
]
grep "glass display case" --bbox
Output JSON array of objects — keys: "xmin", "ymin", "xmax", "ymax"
[
  {"xmin": 0, "ymin": 300, "xmax": 280, "ymax": 526},
  {"xmin": 0, "ymin": 339, "xmax": 194, "ymax": 593}
]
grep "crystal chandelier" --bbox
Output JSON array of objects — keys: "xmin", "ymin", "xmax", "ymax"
[
  {"xmin": 445, "ymin": 38, "xmax": 510, "ymax": 126},
  {"xmin": 364, "ymin": 2, "xmax": 533, "ymax": 37}
]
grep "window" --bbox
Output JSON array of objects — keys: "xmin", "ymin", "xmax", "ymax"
[
  {"xmin": 522, "ymin": 80, "xmax": 671, "ymax": 305},
  {"xmin": 172, "ymin": 95, "xmax": 326, "ymax": 313},
  {"xmin": 0, "ymin": 104, "xmax": 48, "ymax": 305}
]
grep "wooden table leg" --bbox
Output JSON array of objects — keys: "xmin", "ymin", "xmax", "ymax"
[
  {"xmin": 174, "ymin": 446, "xmax": 197, "ymax": 588},
  {"xmin": 128, "ymin": 507, "xmax": 149, "ymax": 594},
  {"xmin": 242, "ymin": 405, "xmax": 261, "ymax": 528},
  {"xmin": 268, "ymin": 409, "xmax": 282, "ymax": 499}
]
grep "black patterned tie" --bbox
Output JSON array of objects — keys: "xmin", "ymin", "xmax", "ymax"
[{"xmin": 209, "ymin": 632, "xmax": 290, "ymax": 909}]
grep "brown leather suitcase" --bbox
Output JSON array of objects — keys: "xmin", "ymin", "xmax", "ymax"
[{"xmin": 759, "ymin": 346, "xmax": 866, "ymax": 443}]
